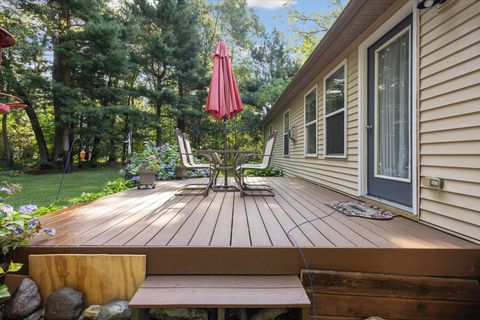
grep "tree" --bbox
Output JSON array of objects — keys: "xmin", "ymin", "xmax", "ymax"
[
  {"xmin": 0, "ymin": 2, "xmax": 51, "ymax": 165},
  {"xmin": 246, "ymin": 29, "xmax": 299, "ymax": 109},
  {"xmin": 288, "ymin": 0, "xmax": 348, "ymax": 61}
]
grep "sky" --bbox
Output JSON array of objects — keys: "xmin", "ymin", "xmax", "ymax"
[{"xmin": 246, "ymin": 0, "xmax": 334, "ymax": 35}]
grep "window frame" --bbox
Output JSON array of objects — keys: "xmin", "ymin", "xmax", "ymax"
[
  {"xmin": 323, "ymin": 60, "xmax": 347, "ymax": 158},
  {"xmin": 303, "ymin": 85, "xmax": 318, "ymax": 157},
  {"xmin": 283, "ymin": 110, "xmax": 290, "ymax": 157}
]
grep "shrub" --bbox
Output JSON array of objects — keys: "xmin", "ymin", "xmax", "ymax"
[
  {"xmin": 244, "ymin": 166, "xmax": 283, "ymax": 177},
  {"xmin": 121, "ymin": 142, "xmax": 178, "ymax": 181},
  {"xmin": 0, "ymin": 187, "xmax": 54, "ymax": 298},
  {"xmin": 68, "ymin": 178, "xmax": 135, "ymax": 205}
]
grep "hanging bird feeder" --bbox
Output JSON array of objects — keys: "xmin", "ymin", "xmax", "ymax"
[
  {"xmin": 79, "ymin": 146, "xmax": 87, "ymax": 161},
  {"xmin": 0, "ymin": 93, "xmax": 27, "ymax": 114}
]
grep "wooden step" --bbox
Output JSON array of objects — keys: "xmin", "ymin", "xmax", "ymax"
[{"xmin": 129, "ymin": 275, "xmax": 311, "ymax": 309}]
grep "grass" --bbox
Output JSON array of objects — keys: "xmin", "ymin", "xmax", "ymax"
[{"xmin": 0, "ymin": 168, "xmax": 120, "ymax": 208}]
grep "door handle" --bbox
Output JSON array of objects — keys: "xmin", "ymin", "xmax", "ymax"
[{"xmin": 366, "ymin": 124, "xmax": 373, "ymax": 130}]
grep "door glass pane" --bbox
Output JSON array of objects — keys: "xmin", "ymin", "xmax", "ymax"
[
  {"xmin": 305, "ymin": 90, "xmax": 316, "ymax": 123},
  {"xmin": 376, "ymin": 30, "xmax": 410, "ymax": 179},
  {"xmin": 326, "ymin": 111, "xmax": 344, "ymax": 155},
  {"xmin": 306, "ymin": 123, "xmax": 316, "ymax": 155},
  {"xmin": 325, "ymin": 66, "xmax": 345, "ymax": 115}
]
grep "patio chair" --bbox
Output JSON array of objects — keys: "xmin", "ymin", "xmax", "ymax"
[
  {"xmin": 235, "ymin": 131, "xmax": 277, "ymax": 197},
  {"xmin": 175, "ymin": 128, "xmax": 216, "ymax": 196}
]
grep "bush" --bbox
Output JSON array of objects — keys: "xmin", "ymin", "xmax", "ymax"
[
  {"xmin": 121, "ymin": 142, "xmax": 178, "ymax": 181},
  {"xmin": 244, "ymin": 166, "xmax": 283, "ymax": 177},
  {"xmin": 68, "ymin": 178, "xmax": 135, "ymax": 205},
  {"xmin": 0, "ymin": 187, "xmax": 54, "ymax": 298}
]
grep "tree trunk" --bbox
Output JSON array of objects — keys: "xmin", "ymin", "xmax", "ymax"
[
  {"xmin": 177, "ymin": 82, "xmax": 186, "ymax": 132},
  {"xmin": 51, "ymin": 6, "xmax": 72, "ymax": 167},
  {"xmin": 156, "ymin": 101, "xmax": 162, "ymax": 146},
  {"xmin": 24, "ymin": 104, "xmax": 49, "ymax": 164},
  {"xmin": 90, "ymin": 136, "xmax": 101, "ymax": 165},
  {"xmin": 63, "ymin": 126, "xmax": 72, "ymax": 173},
  {"xmin": 2, "ymin": 115, "xmax": 13, "ymax": 169}
]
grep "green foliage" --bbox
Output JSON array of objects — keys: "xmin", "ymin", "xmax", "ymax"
[
  {"xmin": 0, "ymin": 0, "xmax": 319, "ymax": 170},
  {"xmin": 67, "ymin": 178, "xmax": 135, "ymax": 205},
  {"xmin": 244, "ymin": 166, "xmax": 283, "ymax": 177},
  {"xmin": 288, "ymin": 0, "xmax": 348, "ymax": 61},
  {"xmin": 121, "ymin": 142, "xmax": 178, "ymax": 181},
  {"xmin": 0, "ymin": 185, "xmax": 54, "ymax": 297}
]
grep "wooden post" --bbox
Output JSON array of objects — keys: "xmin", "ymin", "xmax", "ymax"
[{"xmin": 217, "ymin": 308, "xmax": 225, "ymax": 320}]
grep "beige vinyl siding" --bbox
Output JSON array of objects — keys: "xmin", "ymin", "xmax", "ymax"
[
  {"xmin": 264, "ymin": 1, "xmax": 408, "ymax": 197},
  {"xmin": 418, "ymin": 0, "xmax": 480, "ymax": 241},
  {"xmin": 266, "ymin": 50, "xmax": 359, "ymax": 196}
]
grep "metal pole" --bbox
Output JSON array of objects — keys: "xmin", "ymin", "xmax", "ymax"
[
  {"xmin": 55, "ymin": 137, "xmax": 81, "ymax": 202},
  {"xmin": 224, "ymin": 117, "xmax": 228, "ymax": 187}
]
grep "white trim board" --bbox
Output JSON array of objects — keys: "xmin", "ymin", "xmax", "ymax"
[{"xmin": 357, "ymin": 0, "xmax": 418, "ymax": 215}]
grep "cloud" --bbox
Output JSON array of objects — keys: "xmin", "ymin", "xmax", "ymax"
[{"xmin": 247, "ymin": 0, "xmax": 297, "ymax": 10}]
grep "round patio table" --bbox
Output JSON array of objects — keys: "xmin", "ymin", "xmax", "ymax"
[{"xmin": 203, "ymin": 149, "xmax": 254, "ymax": 192}]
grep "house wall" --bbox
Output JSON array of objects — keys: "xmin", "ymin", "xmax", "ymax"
[
  {"xmin": 265, "ymin": 0, "xmax": 408, "ymax": 197},
  {"xmin": 265, "ymin": 0, "xmax": 480, "ymax": 241},
  {"xmin": 417, "ymin": 0, "xmax": 480, "ymax": 241}
]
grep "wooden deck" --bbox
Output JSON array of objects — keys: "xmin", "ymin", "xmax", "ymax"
[{"xmin": 15, "ymin": 177, "xmax": 479, "ymax": 277}]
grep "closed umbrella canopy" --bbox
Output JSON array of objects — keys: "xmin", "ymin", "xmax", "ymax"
[
  {"xmin": 204, "ymin": 40, "xmax": 243, "ymax": 191},
  {"xmin": 205, "ymin": 40, "xmax": 243, "ymax": 120}
]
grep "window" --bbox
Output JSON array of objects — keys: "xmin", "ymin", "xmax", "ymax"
[
  {"xmin": 304, "ymin": 87, "xmax": 317, "ymax": 156},
  {"xmin": 268, "ymin": 124, "xmax": 273, "ymax": 137},
  {"xmin": 283, "ymin": 111, "xmax": 290, "ymax": 156},
  {"xmin": 324, "ymin": 63, "xmax": 346, "ymax": 157}
]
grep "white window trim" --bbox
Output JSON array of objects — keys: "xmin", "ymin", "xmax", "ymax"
[
  {"xmin": 373, "ymin": 26, "xmax": 412, "ymax": 183},
  {"xmin": 304, "ymin": 85, "xmax": 318, "ymax": 157},
  {"xmin": 357, "ymin": 0, "xmax": 418, "ymax": 215},
  {"xmin": 283, "ymin": 110, "xmax": 290, "ymax": 156},
  {"xmin": 323, "ymin": 60, "xmax": 347, "ymax": 159}
]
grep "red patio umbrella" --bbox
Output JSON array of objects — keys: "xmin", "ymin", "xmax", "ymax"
[
  {"xmin": 205, "ymin": 40, "xmax": 243, "ymax": 120},
  {"xmin": 205, "ymin": 40, "xmax": 243, "ymax": 189},
  {"xmin": 0, "ymin": 27, "xmax": 16, "ymax": 65}
]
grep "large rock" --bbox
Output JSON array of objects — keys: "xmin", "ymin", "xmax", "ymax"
[
  {"xmin": 44, "ymin": 287, "xmax": 83, "ymax": 320},
  {"xmin": 149, "ymin": 308, "xmax": 208, "ymax": 320},
  {"xmin": 98, "ymin": 301, "xmax": 131, "ymax": 320},
  {"xmin": 3, "ymin": 278, "xmax": 41, "ymax": 320},
  {"xmin": 82, "ymin": 305, "xmax": 102, "ymax": 320}
]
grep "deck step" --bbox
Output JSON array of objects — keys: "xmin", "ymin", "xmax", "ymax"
[{"xmin": 129, "ymin": 275, "xmax": 311, "ymax": 309}]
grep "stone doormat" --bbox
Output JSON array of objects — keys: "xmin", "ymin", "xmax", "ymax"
[{"xmin": 326, "ymin": 200, "xmax": 396, "ymax": 220}]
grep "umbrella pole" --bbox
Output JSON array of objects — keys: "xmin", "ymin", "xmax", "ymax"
[{"xmin": 224, "ymin": 117, "xmax": 228, "ymax": 187}]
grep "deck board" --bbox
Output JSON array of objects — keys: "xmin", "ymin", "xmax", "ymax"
[
  {"xmin": 26, "ymin": 177, "xmax": 477, "ymax": 251},
  {"xmin": 210, "ymin": 191, "xmax": 234, "ymax": 246}
]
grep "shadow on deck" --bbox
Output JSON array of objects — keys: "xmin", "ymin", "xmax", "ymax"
[{"xmin": 15, "ymin": 177, "xmax": 479, "ymax": 277}]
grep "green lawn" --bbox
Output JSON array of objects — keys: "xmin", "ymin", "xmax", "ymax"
[{"xmin": 0, "ymin": 168, "xmax": 120, "ymax": 208}]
